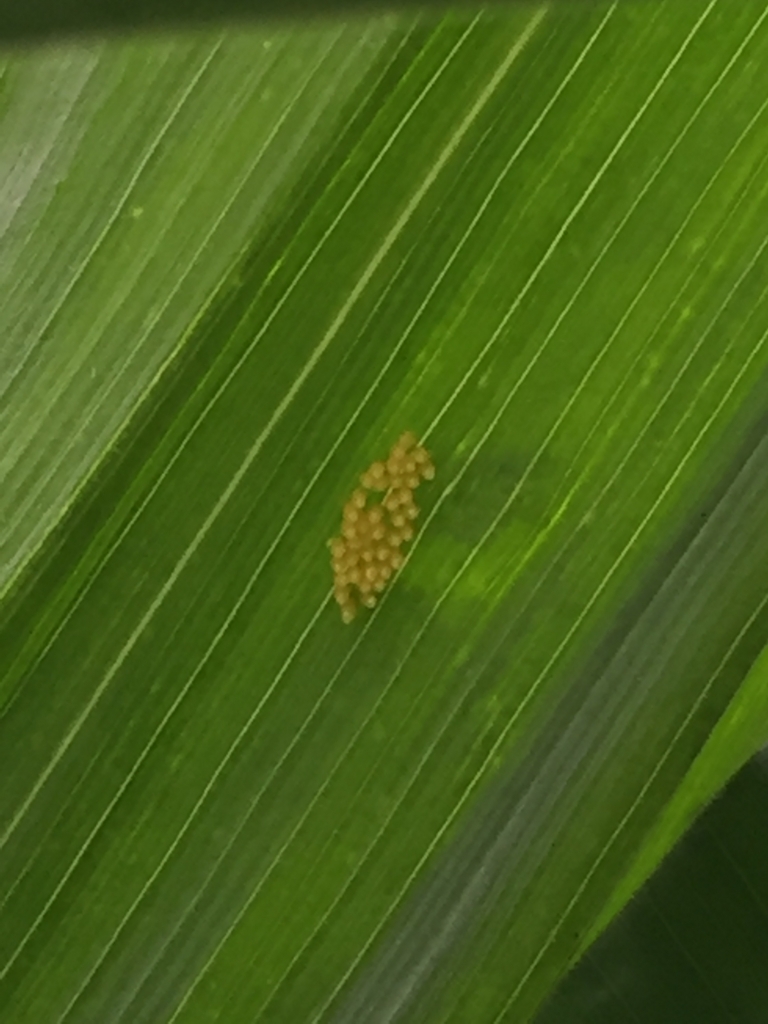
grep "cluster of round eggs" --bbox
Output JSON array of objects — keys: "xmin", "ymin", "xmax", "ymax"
[{"xmin": 329, "ymin": 431, "xmax": 435, "ymax": 623}]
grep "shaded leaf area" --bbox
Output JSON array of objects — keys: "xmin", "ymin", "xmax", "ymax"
[
  {"xmin": 0, "ymin": 0, "xmax": 612, "ymax": 46},
  {"xmin": 0, "ymin": 17, "xmax": 395, "ymax": 596},
  {"xmin": 535, "ymin": 753, "xmax": 768, "ymax": 1024},
  {"xmin": 582, "ymin": 591, "xmax": 768, "ymax": 954},
  {"xmin": 3, "ymin": 3, "xmax": 768, "ymax": 1024}
]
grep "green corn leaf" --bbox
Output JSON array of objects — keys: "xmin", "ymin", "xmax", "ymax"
[{"xmin": 2, "ymin": 3, "xmax": 768, "ymax": 1023}]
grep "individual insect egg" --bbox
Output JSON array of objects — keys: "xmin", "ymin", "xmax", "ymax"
[
  {"xmin": 420, "ymin": 462, "xmax": 435, "ymax": 480},
  {"xmin": 354, "ymin": 531, "xmax": 371, "ymax": 550},
  {"xmin": 361, "ymin": 549, "xmax": 375, "ymax": 563},
  {"xmin": 365, "ymin": 564, "xmax": 379, "ymax": 582},
  {"xmin": 369, "ymin": 461, "xmax": 388, "ymax": 485},
  {"xmin": 403, "ymin": 503, "xmax": 419, "ymax": 520},
  {"xmin": 342, "ymin": 506, "xmax": 360, "ymax": 526},
  {"xmin": 383, "ymin": 492, "xmax": 400, "ymax": 512},
  {"xmin": 372, "ymin": 578, "xmax": 387, "ymax": 593},
  {"xmin": 387, "ymin": 531, "xmax": 402, "ymax": 547},
  {"xmin": 347, "ymin": 566, "xmax": 362, "ymax": 586},
  {"xmin": 398, "ymin": 430, "xmax": 418, "ymax": 450},
  {"xmin": 358, "ymin": 577, "xmax": 374, "ymax": 595},
  {"xmin": 386, "ymin": 455, "xmax": 402, "ymax": 477},
  {"xmin": 341, "ymin": 522, "xmax": 358, "ymax": 540},
  {"xmin": 351, "ymin": 488, "xmax": 367, "ymax": 509},
  {"xmin": 361, "ymin": 594, "xmax": 377, "ymax": 609},
  {"xmin": 341, "ymin": 605, "xmax": 356, "ymax": 623},
  {"xmin": 367, "ymin": 505, "xmax": 384, "ymax": 524},
  {"xmin": 390, "ymin": 551, "xmax": 404, "ymax": 569},
  {"xmin": 371, "ymin": 525, "xmax": 386, "ymax": 541},
  {"xmin": 391, "ymin": 512, "xmax": 406, "ymax": 528},
  {"xmin": 406, "ymin": 474, "xmax": 421, "ymax": 490},
  {"xmin": 398, "ymin": 523, "xmax": 414, "ymax": 542},
  {"xmin": 376, "ymin": 546, "xmax": 391, "ymax": 561},
  {"xmin": 329, "ymin": 538, "xmax": 346, "ymax": 558}
]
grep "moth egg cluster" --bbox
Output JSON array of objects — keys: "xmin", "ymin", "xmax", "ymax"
[{"xmin": 329, "ymin": 431, "xmax": 435, "ymax": 623}]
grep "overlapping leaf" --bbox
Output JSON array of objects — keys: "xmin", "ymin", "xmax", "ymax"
[{"xmin": 536, "ymin": 752, "xmax": 768, "ymax": 1022}]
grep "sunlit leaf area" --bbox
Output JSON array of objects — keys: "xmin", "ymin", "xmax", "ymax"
[{"xmin": 2, "ymin": 1, "xmax": 768, "ymax": 1021}]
